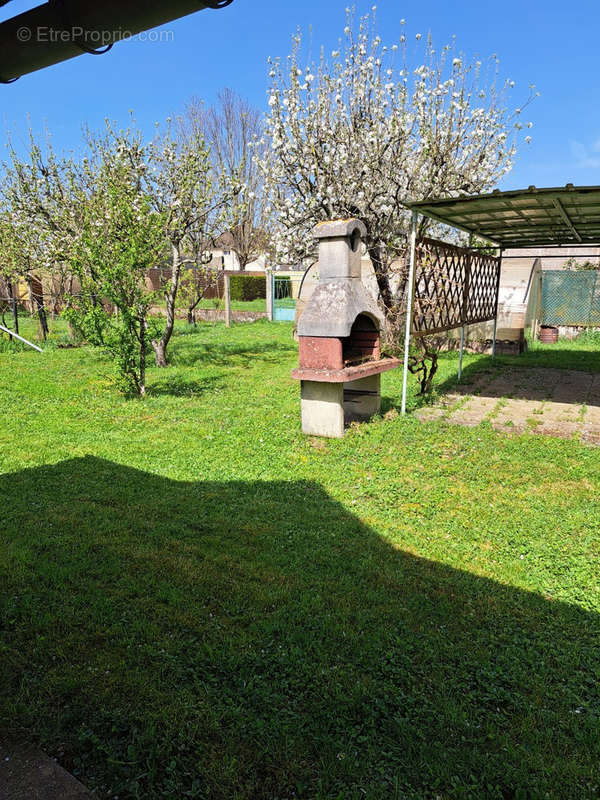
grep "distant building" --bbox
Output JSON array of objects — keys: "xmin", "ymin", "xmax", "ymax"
[{"xmin": 210, "ymin": 232, "xmax": 268, "ymax": 272}]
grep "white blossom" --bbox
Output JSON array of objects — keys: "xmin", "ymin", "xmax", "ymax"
[{"xmin": 257, "ymin": 6, "xmax": 535, "ymax": 311}]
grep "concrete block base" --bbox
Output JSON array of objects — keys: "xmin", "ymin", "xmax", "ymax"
[
  {"xmin": 300, "ymin": 374, "xmax": 382, "ymax": 437},
  {"xmin": 300, "ymin": 380, "xmax": 345, "ymax": 437}
]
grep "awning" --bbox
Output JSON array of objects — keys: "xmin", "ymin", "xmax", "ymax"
[
  {"xmin": 408, "ymin": 185, "xmax": 600, "ymax": 249},
  {"xmin": 0, "ymin": 0, "xmax": 233, "ymax": 83}
]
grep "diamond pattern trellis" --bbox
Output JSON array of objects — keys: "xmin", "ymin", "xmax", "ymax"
[{"xmin": 412, "ymin": 238, "xmax": 501, "ymax": 336}]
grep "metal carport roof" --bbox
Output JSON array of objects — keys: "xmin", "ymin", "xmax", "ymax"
[{"xmin": 408, "ymin": 185, "xmax": 600, "ymax": 249}]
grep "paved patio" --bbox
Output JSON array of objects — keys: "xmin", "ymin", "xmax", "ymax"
[
  {"xmin": 415, "ymin": 367, "xmax": 600, "ymax": 444},
  {"xmin": 0, "ymin": 738, "xmax": 92, "ymax": 800}
]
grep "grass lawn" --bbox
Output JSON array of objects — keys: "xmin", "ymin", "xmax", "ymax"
[
  {"xmin": 1, "ymin": 319, "xmax": 599, "ymax": 799},
  {"xmin": 196, "ymin": 297, "xmax": 267, "ymax": 312},
  {"xmin": 150, "ymin": 298, "xmax": 268, "ymax": 313}
]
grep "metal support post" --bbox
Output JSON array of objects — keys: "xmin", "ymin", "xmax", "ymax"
[
  {"xmin": 491, "ymin": 248, "xmax": 503, "ymax": 357},
  {"xmin": 266, "ymin": 269, "xmax": 274, "ymax": 321}
]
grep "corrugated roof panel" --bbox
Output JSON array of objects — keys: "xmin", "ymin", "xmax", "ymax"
[{"xmin": 409, "ymin": 185, "xmax": 600, "ymax": 247}]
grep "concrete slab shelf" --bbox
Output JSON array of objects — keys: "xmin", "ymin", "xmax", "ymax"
[{"xmin": 291, "ymin": 357, "xmax": 400, "ymax": 383}]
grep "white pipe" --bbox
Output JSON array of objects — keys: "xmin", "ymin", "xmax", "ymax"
[
  {"xmin": 401, "ymin": 211, "xmax": 418, "ymax": 415},
  {"xmin": 0, "ymin": 324, "xmax": 43, "ymax": 352}
]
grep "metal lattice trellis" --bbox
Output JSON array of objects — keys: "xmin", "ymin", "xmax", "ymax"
[
  {"xmin": 411, "ymin": 237, "xmax": 501, "ymax": 336},
  {"xmin": 541, "ymin": 270, "xmax": 600, "ymax": 327}
]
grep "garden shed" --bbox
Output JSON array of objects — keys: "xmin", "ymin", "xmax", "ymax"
[{"xmin": 402, "ymin": 184, "xmax": 600, "ymax": 412}]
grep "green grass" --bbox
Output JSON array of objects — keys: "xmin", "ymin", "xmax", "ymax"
[
  {"xmin": 196, "ymin": 297, "xmax": 267, "ymax": 311},
  {"xmin": 484, "ymin": 329, "xmax": 600, "ymax": 373},
  {"xmin": 0, "ymin": 313, "xmax": 71, "ymax": 352},
  {"xmin": 1, "ymin": 321, "xmax": 600, "ymax": 799},
  {"xmin": 151, "ymin": 298, "xmax": 267, "ymax": 312}
]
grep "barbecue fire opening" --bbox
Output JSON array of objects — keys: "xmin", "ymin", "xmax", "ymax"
[{"xmin": 342, "ymin": 314, "xmax": 380, "ymax": 366}]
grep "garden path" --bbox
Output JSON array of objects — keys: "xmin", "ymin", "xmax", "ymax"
[{"xmin": 415, "ymin": 367, "xmax": 600, "ymax": 444}]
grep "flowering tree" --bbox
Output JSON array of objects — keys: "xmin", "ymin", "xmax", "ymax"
[
  {"xmin": 66, "ymin": 123, "xmax": 165, "ymax": 395},
  {"xmin": 147, "ymin": 118, "xmax": 215, "ymax": 366},
  {"xmin": 0, "ymin": 192, "xmax": 59, "ymax": 341},
  {"xmin": 4, "ymin": 121, "xmax": 166, "ymax": 393},
  {"xmin": 0, "ymin": 211, "xmax": 25, "ymax": 335},
  {"xmin": 258, "ymin": 7, "xmax": 534, "ymax": 320}
]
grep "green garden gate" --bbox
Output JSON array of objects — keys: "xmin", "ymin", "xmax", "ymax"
[{"xmin": 272, "ymin": 273, "xmax": 303, "ymax": 322}]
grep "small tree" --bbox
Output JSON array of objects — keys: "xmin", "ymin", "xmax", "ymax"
[
  {"xmin": 66, "ymin": 122, "xmax": 165, "ymax": 395},
  {"xmin": 2, "ymin": 130, "xmax": 91, "ymax": 342},
  {"xmin": 148, "ymin": 118, "xmax": 214, "ymax": 366},
  {"xmin": 178, "ymin": 257, "xmax": 221, "ymax": 325},
  {"xmin": 0, "ymin": 211, "xmax": 25, "ymax": 334}
]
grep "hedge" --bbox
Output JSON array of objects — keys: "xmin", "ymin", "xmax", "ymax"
[{"xmin": 229, "ymin": 274, "xmax": 266, "ymax": 302}]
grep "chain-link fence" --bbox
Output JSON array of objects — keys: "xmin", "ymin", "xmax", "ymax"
[{"xmin": 541, "ymin": 270, "xmax": 600, "ymax": 326}]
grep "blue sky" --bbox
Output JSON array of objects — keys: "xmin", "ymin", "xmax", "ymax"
[{"xmin": 2, "ymin": 0, "xmax": 599, "ymax": 190}]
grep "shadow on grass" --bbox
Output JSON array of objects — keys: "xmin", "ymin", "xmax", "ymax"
[
  {"xmin": 1, "ymin": 457, "xmax": 599, "ymax": 799},
  {"xmin": 147, "ymin": 373, "xmax": 226, "ymax": 398},
  {"xmin": 432, "ymin": 351, "xmax": 600, "ymax": 408}
]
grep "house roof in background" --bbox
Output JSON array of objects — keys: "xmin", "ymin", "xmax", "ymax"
[{"xmin": 408, "ymin": 185, "xmax": 600, "ymax": 248}]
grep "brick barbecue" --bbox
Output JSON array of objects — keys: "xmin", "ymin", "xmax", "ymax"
[{"xmin": 291, "ymin": 219, "xmax": 399, "ymax": 437}]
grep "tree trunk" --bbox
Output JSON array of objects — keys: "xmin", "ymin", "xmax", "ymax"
[
  {"xmin": 36, "ymin": 297, "xmax": 49, "ymax": 341},
  {"xmin": 139, "ymin": 317, "xmax": 147, "ymax": 397},
  {"xmin": 7, "ymin": 283, "xmax": 18, "ymax": 335},
  {"xmin": 66, "ymin": 276, "xmax": 75, "ymax": 341},
  {"xmin": 27, "ymin": 277, "xmax": 48, "ymax": 341},
  {"xmin": 152, "ymin": 242, "xmax": 182, "ymax": 367},
  {"xmin": 368, "ymin": 244, "xmax": 394, "ymax": 312}
]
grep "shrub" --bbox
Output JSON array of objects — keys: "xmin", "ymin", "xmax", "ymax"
[{"xmin": 229, "ymin": 274, "xmax": 266, "ymax": 302}]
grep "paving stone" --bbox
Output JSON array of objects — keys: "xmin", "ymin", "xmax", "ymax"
[
  {"xmin": 550, "ymin": 373, "xmax": 593, "ymax": 404},
  {"xmin": 447, "ymin": 396, "xmax": 500, "ymax": 426},
  {"xmin": 414, "ymin": 407, "xmax": 447, "ymax": 422},
  {"xmin": 540, "ymin": 402, "xmax": 582, "ymax": 422},
  {"xmin": 490, "ymin": 400, "xmax": 542, "ymax": 433},
  {"xmin": 583, "ymin": 405, "xmax": 600, "ymax": 425},
  {"xmin": 416, "ymin": 368, "xmax": 600, "ymax": 445},
  {"xmin": 587, "ymin": 374, "xmax": 600, "ymax": 406},
  {"xmin": 533, "ymin": 420, "xmax": 581, "ymax": 440},
  {"xmin": 581, "ymin": 428, "xmax": 600, "ymax": 445},
  {"xmin": 0, "ymin": 740, "xmax": 92, "ymax": 800}
]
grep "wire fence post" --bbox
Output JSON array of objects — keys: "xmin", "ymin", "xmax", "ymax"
[
  {"xmin": 224, "ymin": 273, "xmax": 231, "ymax": 328},
  {"xmin": 401, "ymin": 211, "xmax": 418, "ymax": 415}
]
